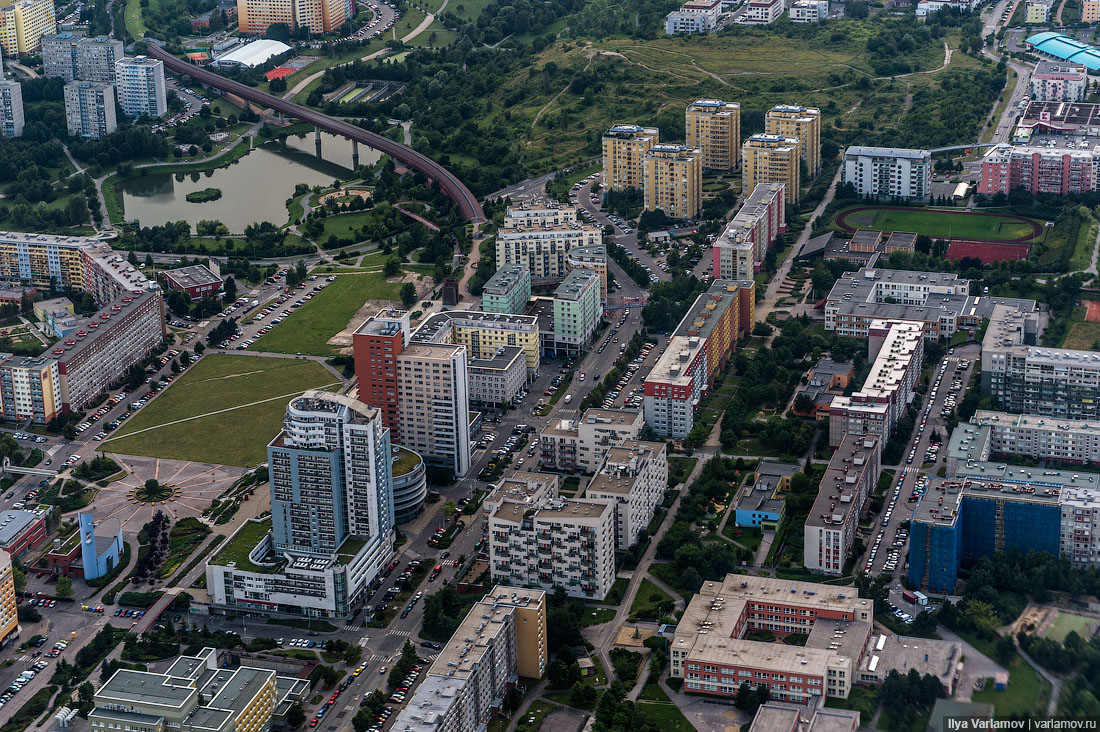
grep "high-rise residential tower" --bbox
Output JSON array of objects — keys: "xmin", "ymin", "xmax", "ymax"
[
  {"xmin": 685, "ymin": 99, "xmax": 740, "ymax": 171},
  {"xmin": 114, "ymin": 56, "xmax": 167, "ymax": 119},
  {"xmin": 765, "ymin": 104, "xmax": 821, "ymax": 176}
]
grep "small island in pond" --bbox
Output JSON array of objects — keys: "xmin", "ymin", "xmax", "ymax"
[{"xmin": 185, "ymin": 187, "xmax": 222, "ymax": 203}]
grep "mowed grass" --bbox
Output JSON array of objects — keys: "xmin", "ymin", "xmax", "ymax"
[
  {"xmin": 105, "ymin": 355, "xmax": 338, "ymax": 466},
  {"xmin": 1042, "ymin": 610, "xmax": 1099, "ymax": 643},
  {"xmin": 1062, "ymin": 321, "xmax": 1100, "ymax": 350},
  {"xmin": 848, "ymin": 208, "xmax": 1044, "ymax": 242},
  {"xmin": 251, "ymin": 272, "xmax": 401, "ymax": 356}
]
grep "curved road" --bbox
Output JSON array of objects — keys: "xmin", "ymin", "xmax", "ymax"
[{"xmin": 144, "ymin": 42, "xmax": 485, "ymax": 222}]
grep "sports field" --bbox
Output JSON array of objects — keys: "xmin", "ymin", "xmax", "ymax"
[
  {"xmin": 835, "ymin": 206, "xmax": 1043, "ymax": 243},
  {"xmin": 105, "ymin": 355, "xmax": 339, "ymax": 466},
  {"xmin": 1041, "ymin": 610, "xmax": 1098, "ymax": 643}
]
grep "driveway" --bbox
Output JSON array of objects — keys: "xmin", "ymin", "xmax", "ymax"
[{"xmin": 936, "ymin": 626, "xmax": 1005, "ymax": 702}]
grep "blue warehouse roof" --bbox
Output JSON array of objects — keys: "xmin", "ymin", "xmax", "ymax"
[{"xmin": 1027, "ymin": 31, "xmax": 1100, "ymax": 70}]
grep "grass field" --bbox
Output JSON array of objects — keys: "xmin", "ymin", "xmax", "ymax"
[
  {"xmin": 124, "ymin": 0, "xmax": 148, "ymax": 38},
  {"xmin": 836, "ymin": 206, "xmax": 1043, "ymax": 242},
  {"xmin": 1063, "ymin": 321, "xmax": 1100, "ymax": 350},
  {"xmin": 1042, "ymin": 610, "xmax": 1098, "ymax": 643},
  {"xmin": 105, "ymin": 355, "xmax": 338, "ymax": 466},
  {"xmin": 250, "ymin": 272, "xmax": 402, "ymax": 356},
  {"xmin": 629, "ymin": 578, "xmax": 674, "ymax": 620}
]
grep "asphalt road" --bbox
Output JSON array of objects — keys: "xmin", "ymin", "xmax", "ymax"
[{"xmin": 573, "ymin": 180, "xmax": 672, "ymax": 283}]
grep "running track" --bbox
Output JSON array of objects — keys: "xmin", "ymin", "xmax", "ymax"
[
  {"xmin": 834, "ymin": 206, "xmax": 1042, "ymax": 243},
  {"xmin": 144, "ymin": 43, "xmax": 485, "ymax": 222}
]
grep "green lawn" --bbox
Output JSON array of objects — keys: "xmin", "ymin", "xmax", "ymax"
[
  {"xmin": 971, "ymin": 655, "xmax": 1051, "ymax": 717},
  {"xmin": 636, "ymin": 699, "xmax": 694, "ymax": 732},
  {"xmin": 250, "ymin": 273, "xmax": 402, "ymax": 356},
  {"xmin": 579, "ymin": 607, "xmax": 616, "ymax": 627},
  {"xmin": 1042, "ymin": 610, "xmax": 1098, "ymax": 643},
  {"xmin": 124, "ymin": 0, "xmax": 148, "ymax": 38},
  {"xmin": 629, "ymin": 578, "xmax": 674, "ymax": 620},
  {"xmin": 105, "ymin": 355, "xmax": 338, "ymax": 466},
  {"xmin": 1063, "ymin": 321, "xmax": 1100, "ymax": 350},
  {"xmin": 837, "ymin": 206, "xmax": 1044, "ymax": 243}
]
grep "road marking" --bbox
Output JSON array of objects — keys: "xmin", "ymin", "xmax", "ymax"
[
  {"xmin": 387, "ymin": 629, "xmax": 410, "ymax": 637},
  {"xmin": 357, "ymin": 636, "xmax": 369, "ymax": 647},
  {"xmin": 342, "ymin": 624, "xmax": 361, "ymax": 632}
]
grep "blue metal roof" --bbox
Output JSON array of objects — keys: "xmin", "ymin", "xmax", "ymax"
[{"xmin": 1027, "ymin": 32, "xmax": 1100, "ymax": 70}]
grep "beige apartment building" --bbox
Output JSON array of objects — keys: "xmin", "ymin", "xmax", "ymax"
[
  {"xmin": 237, "ymin": 0, "xmax": 345, "ymax": 35},
  {"xmin": 585, "ymin": 440, "xmax": 668, "ymax": 550},
  {"xmin": 686, "ymin": 99, "xmax": 741, "ymax": 171},
  {"xmin": 395, "ymin": 342, "xmax": 471, "ymax": 479},
  {"xmin": 1083, "ymin": 0, "xmax": 1100, "ymax": 20},
  {"xmin": 603, "ymin": 124, "xmax": 659, "ymax": 190},
  {"xmin": 765, "ymin": 104, "xmax": 822, "ymax": 176},
  {"xmin": 539, "ymin": 407, "xmax": 644, "ymax": 473},
  {"xmin": 0, "ymin": 551, "xmax": 16, "ymax": 646},
  {"xmin": 0, "ymin": 0, "xmax": 55, "ymax": 55},
  {"xmin": 743, "ymin": 134, "xmax": 802, "ymax": 204},
  {"xmin": 804, "ymin": 434, "xmax": 881, "ymax": 575},
  {"xmin": 643, "ymin": 144, "xmax": 703, "ymax": 220}
]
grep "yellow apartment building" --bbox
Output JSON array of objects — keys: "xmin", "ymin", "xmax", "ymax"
[
  {"xmin": 643, "ymin": 144, "xmax": 703, "ymax": 220},
  {"xmin": 742, "ymin": 134, "xmax": 801, "ymax": 205},
  {"xmin": 602, "ymin": 124, "xmax": 659, "ymax": 191},
  {"xmin": 0, "ymin": 0, "xmax": 54, "ymax": 55},
  {"xmin": 686, "ymin": 99, "xmax": 741, "ymax": 171},
  {"xmin": 765, "ymin": 104, "xmax": 821, "ymax": 177}
]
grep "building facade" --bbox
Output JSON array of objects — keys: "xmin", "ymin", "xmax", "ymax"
[
  {"xmin": 685, "ymin": 99, "xmax": 740, "ymax": 171},
  {"xmin": 0, "ymin": 550, "xmax": 16, "ymax": 647},
  {"xmin": 585, "ymin": 440, "xmax": 668, "ymax": 550},
  {"xmin": 163, "ymin": 263, "xmax": 224, "ymax": 300},
  {"xmin": 114, "ymin": 56, "xmax": 167, "ymax": 119},
  {"xmin": 551, "ymin": 269, "xmax": 601, "ymax": 356},
  {"xmin": 765, "ymin": 104, "xmax": 821, "ymax": 176},
  {"xmin": 842, "ymin": 146, "xmax": 931, "ymax": 200},
  {"xmin": 970, "ymin": 409, "xmax": 1100, "ymax": 465},
  {"xmin": 0, "ymin": 355, "xmax": 60, "ymax": 424},
  {"xmin": 539, "ymin": 408, "xmax": 644, "ymax": 474},
  {"xmin": 603, "ymin": 124, "xmax": 659, "ymax": 191},
  {"xmin": 0, "ymin": 0, "xmax": 55, "ymax": 55},
  {"xmin": 742, "ymin": 134, "xmax": 801, "ymax": 204},
  {"xmin": 978, "ymin": 142, "xmax": 1099, "ymax": 196},
  {"xmin": 237, "ymin": 0, "xmax": 346, "ymax": 34},
  {"xmin": 664, "ymin": 0, "xmax": 721, "ymax": 33},
  {"xmin": 1031, "ymin": 61, "xmax": 1088, "ymax": 101},
  {"xmin": 481, "ymin": 263, "xmax": 531, "ymax": 314},
  {"xmin": 789, "ymin": 0, "xmax": 829, "ymax": 20},
  {"xmin": 804, "ymin": 435, "xmax": 881, "ymax": 574},
  {"xmin": 739, "ymin": 0, "xmax": 784, "ymax": 23},
  {"xmin": 0, "ymin": 79, "xmax": 22, "ymax": 138},
  {"xmin": 495, "ymin": 219, "xmax": 602, "ymax": 282},
  {"xmin": 565, "ymin": 245, "xmax": 608, "ymax": 303},
  {"xmin": 64, "ymin": 80, "xmax": 116, "ymax": 139},
  {"xmin": 42, "ymin": 32, "xmax": 81, "ymax": 81},
  {"xmin": 643, "ymin": 144, "xmax": 703, "ymax": 220},
  {"xmin": 1083, "ymin": 0, "xmax": 1100, "ymax": 20},
  {"xmin": 712, "ymin": 182, "xmax": 785, "ymax": 279},
  {"xmin": 467, "ymin": 346, "xmax": 526, "ymax": 406}
]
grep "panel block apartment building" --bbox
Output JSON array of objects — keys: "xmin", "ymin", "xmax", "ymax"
[
  {"xmin": 711, "ymin": 183, "xmax": 786, "ymax": 280},
  {"xmin": 804, "ymin": 435, "xmax": 881, "ymax": 575},
  {"xmin": 495, "ymin": 201, "xmax": 602, "ymax": 283},
  {"xmin": 644, "ymin": 279, "xmax": 755, "ymax": 437}
]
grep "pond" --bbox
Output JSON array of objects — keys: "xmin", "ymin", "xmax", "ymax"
[{"xmin": 117, "ymin": 131, "xmax": 382, "ymax": 233}]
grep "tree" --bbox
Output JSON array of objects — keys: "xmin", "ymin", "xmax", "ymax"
[
  {"xmin": 442, "ymin": 499, "xmax": 457, "ymax": 521},
  {"xmin": 286, "ymin": 703, "xmax": 306, "ymax": 729},
  {"xmin": 128, "ymin": 250, "xmax": 139, "ymax": 266},
  {"xmin": 343, "ymin": 644, "xmax": 362, "ymax": 665},
  {"xmin": 145, "ymin": 253, "xmax": 154, "ymax": 268},
  {"xmin": 11, "ymin": 563, "xmax": 25, "ymax": 593},
  {"xmin": 62, "ymin": 423, "xmax": 77, "ymax": 441},
  {"xmin": 401, "ymin": 282, "xmax": 416, "ymax": 308},
  {"xmin": 384, "ymin": 256, "xmax": 402, "ymax": 277},
  {"xmin": 55, "ymin": 575, "xmax": 73, "ymax": 598},
  {"xmin": 265, "ymin": 21, "xmax": 292, "ymax": 43},
  {"xmin": 194, "ymin": 342, "xmax": 205, "ymax": 356},
  {"xmin": 78, "ymin": 682, "xmax": 94, "ymax": 704},
  {"xmin": 793, "ymin": 393, "xmax": 815, "ymax": 415},
  {"xmin": 296, "ymin": 260, "xmax": 308, "ymax": 282},
  {"xmin": 223, "ymin": 276, "xmax": 237, "ymax": 302},
  {"xmin": 351, "ymin": 709, "xmax": 374, "ymax": 732},
  {"xmin": 570, "ymin": 681, "xmax": 596, "ymax": 707}
]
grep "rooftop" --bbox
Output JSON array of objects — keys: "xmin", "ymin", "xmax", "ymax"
[
  {"xmin": 0, "ymin": 510, "xmax": 40, "ymax": 547},
  {"xmin": 844, "ymin": 146, "xmax": 931, "ymax": 160},
  {"xmin": 673, "ymin": 279, "xmax": 753, "ymax": 341},
  {"xmin": 553, "ymin": 269, "xmax": 598, "ymax": 301},
  {"xmin": 390, "ymin": 446, "xmax": 423, "ymax": 478},
  {"xmin": 468, "ymin": 345, "xmax": 525, "ymax": 371},
  {"xmin": 805, "ymin": 435, "xmax": 880, "ymax": 530},
  {"xmin": 50, "ymin": 290, "xmax": 163, "ymax": 364},
  {"xmin": 212, "ymin": 39, "xmax": 291, "ymax": 67},
  {"xmin": 164, "ymin": 264, "xmax": 223, "ymax": 290},
  {"xmin": 210, "ymin": 518, "xmax": 279, "ymax": 574},
  {"xmin": 482, "ymin": 264, "xmax": 530, "ymax": 297},
  {"xmin": 412, "ymin": 311, "xmax": 538, "ymax": 344}
]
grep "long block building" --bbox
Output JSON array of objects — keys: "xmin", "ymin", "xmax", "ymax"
[
  {"xmin": 828, "ymin": 319, "xmax": 923, "ymax": 447},
  {"xmin": 43, "ymin": 34, "xmax": 124, "ymax": 83},
  {"xmin": 0, "ymin": 79, "xmax": 23, "ymax": 138},
  {"xmin": 584, "ymin": 440, "xmax": 667, "ymax": 550},
  {"xmin": 969, "ymin": 409, "xmax": 1100, "ymax": 465},
  {"xmin": 804, "ymin": 435, "xmax": 881, "ymax": 574},
  {"xmin": 842, "ymin": 146, "xmax": 932, "ymax": 201},
  {"xmin": 644, "ymin": 279, "xmax": 755, "ymax": 437},
  {"xmin": 495, "ymin": 220, "xmax": 602, "ymax": 283},
  {"xmin": 686, "ymin": 99, "xmax": 740, "ymax": 171},
  {"xmin": 712, "ymin": 182, "xmax": 786, "ymax": 279},
  {"xmin": 237, "ymin": 0, "xmax": 346, "ymax": 35},
  {"xmin": 0, "ymin": 0, "xmax": 54, "ymax": 55},
  {"xmin": 978, "ymin": 142, "xmax": 1100, "ymax": 196}
]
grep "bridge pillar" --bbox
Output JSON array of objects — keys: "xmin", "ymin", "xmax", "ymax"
[
  {"xmin": 315, "ymin": 126, "xmax": 322, "ymax": 158},
  {"xmin": 352, "ymin": 139, "xmax": 359, "ymax": 170}
]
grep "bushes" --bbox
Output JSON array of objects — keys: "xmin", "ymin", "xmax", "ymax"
[
  {"xmin": 609, "ymin": 649, "xmax": 642, "ymax": 682},
  {"xmin": 73, "ymin": 457, "xmax": 121, "ymax": 482},
  {"xmin": 118, "ymin": 591, "xmax": 163, "ymax": 608},
  {"xmin": 0, "ymin": 686, "xmax": 56, "ymax": 732}
]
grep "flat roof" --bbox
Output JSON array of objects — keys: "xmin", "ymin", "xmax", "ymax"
[
  {"xmin": 164, "ymin": 264, "xmax": 222, "ymax": 289},
  {"xmin": 674, "ymin": 279, "xmax": 753, "ymax": 341},
  {"xmin": 50, "ymin": 289, "xmax": 162, "ymax": 364},
  {"xmin": 844, "ymin": 145, "xmax": 931, "ymax": 159},
  {"xmin": 213, "ymin": 39, "xmax": 291, "ymax": 67},
  {"xmin": 974, "ymin": 409, "xmax": 1100, "ymax": 435},
  {"xmin": 98, "ymin": 669, "xmax": 195, "ymax": 708},
  {"xmin": 805, "ymin": 435, "xmax": 880, "ymax": 530},
  {"xmin": 553, "ymin": 269, "xmax": 598, "ymax": 301},
  {"xmin": 587, "ymin": 441, "xmax": 663, "ymax": 495},
  {"xmin": 0, "ymin": 510, "xmax": 40, "ymax": 547},
  {"xmin": 468, "ymin": 345, "xmax": 525, "ymax": 371},
  {"xmin": 412, "ymin": 311, "xmax": 538, "ymax": 343},
  {"xmin": 492, "ymin": 496, "xmax": 612, "ymax": 524},
  {"xmin": 482, "ymin": 264, "xmax": 529, "ymax": 297}
]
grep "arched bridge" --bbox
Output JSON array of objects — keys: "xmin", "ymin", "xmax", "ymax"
[{"xmin": 144, "ymin": 43, "xmax": 486, "ymax": 222}]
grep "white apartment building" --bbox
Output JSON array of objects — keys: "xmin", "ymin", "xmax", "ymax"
[
  {"xmin": 495, "ymin": 224, "xmax": 602, "ymax": 281},
  {"xmin": 504, "ymin": 199, "xmax": 580, "ymax": 229},
  {"xmin": 1031, "ymin": 61, "xmax": 1088, "ymax": 102},
  {"xmin": 824, "ymin": 267, "xmax": 971, "ymax": 337},
  {"xmin": 391, "ymin": 587, "xmax": 547, "ymax": 732},
  {"xmin": 551, "ymin": 269, "xmax": 601, "ymax": 356},
  {"xmin": 489, "ymin": 496, "xmax": 617, "ymax": 599},
  {"xmin": 973, "ymin": 409, "xmax": 1100, "ymax": 464},
  {"xmin": 804, "ymin": 435, "xmax": 881, "ymax": 574},
  {"xmin": 63, "ymin": 81, "xmax": 116, "ymax": 139},
  {"xmin": 114, "ymin": 55, "xmax": 167, "ymax": 119},
  {"xmin": 739, "ymin": 0, "xmax": 784, "ymax": 23},
  {"xmin": 0, "ymin": 79, "xmax": 22, "ymax": 138},
  {"xmin": 585, "ymin": 440, "xmax": 668, "ymax": 550},
  {"xmin": 539, "ymin": 408, "xmax": 644, "ymax": 473},
  {"xmin": 395, "ymin": 343, "xmax": 471, "ymax": 478},
  {"xmin": 664, "ymin": 0, "xmax": 721, "ymax": 33},
  {"xmin": 828, "ymin": 320, "xmax": 923, "ymax": 447},
  {"xmin": 644, "ymin": 335, "xmax": 707, "ymax": 438},
  {"xmin": 467, "ymin": 345, "xmax": 526, "ymax": 406},
  {"xmin": 789, "ymin": 0, "xmax": 828, "ymax": 20},
  {"xmin": 842, "ymin": 146, "xmax": 932, "ymax": 201}
]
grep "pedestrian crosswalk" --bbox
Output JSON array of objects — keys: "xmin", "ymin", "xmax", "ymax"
[
  {"xmin": 388, "ymin": 629, "xmax": 411, "ymax": 637},
  {"xmin": 422, "ymin": 654, "xmax": 438, "ymax": 662},
  {"xmin": 366, "ymin": 654, "xmax": 389, "ymax": 662},
  {"xmin": 357, "ymin": 636, "xmax": 370, "ymax": 647},
  {"xmin": 342, "ymin": 624, "xmax": 361, "ymax": 632},
  {"xmin": 16, "ymin": 655, "xmax": 27, "ymax": 662}
]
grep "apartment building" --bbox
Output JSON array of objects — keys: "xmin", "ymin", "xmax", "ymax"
[
  {"xmin": 828, "ymin": 320, "xmax": 923, "ymax": 447},
  {"xmin": 712, "ymin": 182, "xmax": 785, "ymax": 279},
  {"xmin": 237, "ymin": 0, "xmax": 345, "ymax": 34},
  {"xmin": 496, "ymin": 219, "xmax": 602, "ymax": 282},
  {"xmin": 64, "ymin": 80, "xmax": 116, "ymax": 139},
  {"xmin": 908, "ymin": 463, "xmax": 1100, "ymax": 592},
  {"xmin": 979, "ymin": 303, "xmax": 1100, "ymax": 420},
  {"xmin": 804, "ymin": 435, "xmax": 881, "ymax": 574},
  {"xmin": 539, "ymin": 408, "xmax": 644, "ymax": 473},
  {"xmin": 645, "ymin": 279, "xmax": 755, "ymax": 437},
  {"xmin": 842, "ymin": 146, "xmax": 931, "ymax": 200},
  {"xmin": 391, "ymin": 588, "xmax": 547, "ymax": 732},
  {"xmin": 412, "ymin": 310, "xmax": 541, "ymax": 375},
  {"xmin": 91, "ymin": 648, "xmax": 309, "ymax": 732},
  {"xmin": 603, "ymin": 124, "xmax": 659, "ymax": 191},
  {"xmin": 0, "ymin": 550, "xmax": 16, "ymax": 647},
  {"xmin": 1025, "ymin": 0, "xmax": 1053, "ymax": 22},
  {"xmin": 351, "ymin": 308, "xmax": 407, "ymax": 438},
  {"xmin": 481, "ymin": 264, "xmax": 531, "ymax": 314},
  {"xmin": 0, "ymin": 0, "xmax": 54, "ymax": 55},
  {"xmin": 585, "ymin": 440, "xmax": 667, "ymax": 550},
  {"xmin": 551, "ymin": 269, "xmax": 601, "ymax": 356},
  {"xmin": 391, "ymin": 447, "xmax": 427, "ymax": 524},
  {"xmin": 41, "ymin": 32, "xmax": 82, "ymax": 80},
  {"xmin": 739, "ymin": 0, "xmax": 784, "ymax": 23},
  {"xmin": 0, "ymin": 79, "xmax": 22, "ymax": 138},
  {"xmin": 685, "ymin": 99, "xmax": 740, "ymax": 171},
  {"xmin": 967, "ymin": 409, "xmax": 1100, "ymax": 465},
  {"xmin": 0, "ymin": 356, "xmax": 59, "ymax": 424},
  {"xmin": 665, "ymin": 0, "xmax": 721, "ymax": 32},
  {"xmin": 643, "ymin": 144, "xmax": 703, "ymax": 220},
  {"xmin": 1083, "ymin": 0, "xmax": 1100, "ymax": 20},
  {"xmin": 115, "ymin": 56, "xmax": 167, "ymax": 119},
  {"xmin": 207, "ymin": 392, "xmax": 394, "ymax": 617},
  {"xmin": 565, "ymin": 245, "xmax": 608, "ymax": 303},
  {"xmin": 467, "ymin": 345, "xmax": 526, "ymax": 406},
  {"xmin": 789, "ymin": 0, "xmax": 829, "ymax": 20},
  {"xmin": 394, "ymin": 343, "xmax": 471, "ymax": 479},
  {"xmin": 978, "ymin": 142, "xmax": 1099, "ymax": 196},
  {"xmin": 489, "ymin": 495, "xmax": 616, "ymax": 599},
  {"xmin": 74, "ymin": 35, "xmax": 124, "ymax": 83},
  {"xmin": 503, "ymin": 199, "xmax": 580, "ymax": 229},
  {"xmin": 766, "ymin": 105, "xmax": 821, "ymax": 177},
  {"xmin": 1031, "ymin": 61, "xmax": 1088, "ymax": 101},
  {"xmin": 742, "ymin": 134, "xmax": 801, "ymax": 204}
]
